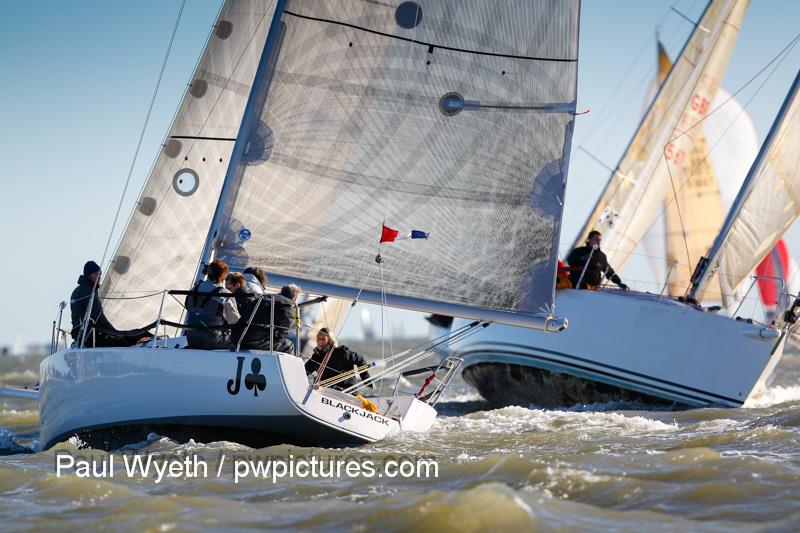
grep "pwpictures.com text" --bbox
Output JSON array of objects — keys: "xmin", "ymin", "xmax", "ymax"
[{"xmin": 55, "ymin": 450, "xmax": 438, "ymax": 484}]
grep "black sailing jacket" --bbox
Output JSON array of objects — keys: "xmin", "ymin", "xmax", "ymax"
[
  {"xmin": 566, "ymin": 245, "xmax": 622, "ymax": 289},
  {"xmin": 305, "ymin": 345, "xmax": 370, "ymax": 389},
  {"xmin": 70, "ymin": 275, "xmax": 116, "ymax": 339}
]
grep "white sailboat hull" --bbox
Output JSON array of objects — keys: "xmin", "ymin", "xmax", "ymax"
[
  {"xmin": 457, "ymin": 289, "xmax": 785, "ymax": 408},
  {"xmin": 39, "ymin": 348, "xmax": 435, "ymax": 450}
]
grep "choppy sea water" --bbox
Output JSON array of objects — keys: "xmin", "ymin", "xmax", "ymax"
[{"xmin": 1, "ymin": 349, "xmax": 799, "ymax": 531}]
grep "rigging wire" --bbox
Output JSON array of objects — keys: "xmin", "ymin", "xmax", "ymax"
[
  {"xmin": 575, "ymin": 1, "xmax": 682, "ymax": 148},
  {"xmin": 586, "ymin": 2, "xmax": 735, "ymax": 251},
  {"xmin": 104, "ymin": 1, "xmax": 276, "ymax": 299},
  {"xmin": 646, "ymin": 30, "xmax": 800, "ymax": 295},
  {"xmin": 579, "ymin": 11, "xmax": 799, "ymax": 298},
  {"xmin": 344, "ymin": 321, "xmax": 487, "ymax": 395},
  {"xmin": 662, "ymin": 147, "xmax": 694, "ymax": 285},
  {"xmin": 80, "ymin": 1, "xmax": 186, "ymax": 347},
  {"xmin": 333, "ymin": 268, "xmax": 374, "ymax": 341},
  {"xmin": 99, "ymin": 0, "xmax": 186, "ymax": 275},
  {"xmin": 105, "ymin": 0, "xmax": 227, "ymax": 269},
  {"xmin": 566, "ymin": 1, "xmax": 698, "ymax": 225},
  {"xmin": 667, "ymin": 32, "xmax": 800, "ymax": 146},
  {"xmin": 367, "ymin": 4, "xmax": 425, "ymax": 394}
]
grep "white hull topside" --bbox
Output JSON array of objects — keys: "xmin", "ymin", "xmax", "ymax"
[
  {"xmin": 39, "ymin": 348, "xmax": 436, "ymax": 450},
  {"xmin": 455, "ymin": 289, "xmax": 785, "ymax": 408}
]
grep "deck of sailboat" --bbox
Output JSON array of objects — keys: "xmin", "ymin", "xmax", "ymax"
[{"xmin": 581, "ymin": 287, "xmax": 703, "ymax": 308}]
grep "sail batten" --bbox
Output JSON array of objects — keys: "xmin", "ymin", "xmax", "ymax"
[{"xmin": 209, "ymin": 1, "xmax": 580, "ymax": 327}]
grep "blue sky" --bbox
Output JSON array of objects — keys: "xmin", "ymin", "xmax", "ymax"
[{"xmin": 1, "ymin": 1, "xmax": 798, "ymax": 347}]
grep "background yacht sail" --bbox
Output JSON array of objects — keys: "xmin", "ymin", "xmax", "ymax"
[
  {"xmin": 573, "ymin": 0, "xmax": 748, "ymax": 272},
  {"xmin": 210, "ymin": 1, "xmax": 580, "ymax": 328},
  {"xmin": 691, "ymin": 69, "xmax": 800, "ymax": 307},
  {"xmin": 101, "ymin": 0, "xmax": 275, "ymax": 330},
  {"xmin": 642, "ymin": 40, "xmax": 759, "ymax": 297}
]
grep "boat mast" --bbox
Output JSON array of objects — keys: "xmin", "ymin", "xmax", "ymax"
[
  {"xmin": 688, "ymin": 69, "xmax": 800, "ymax": 301},
  {"xmin": 193, "ymin": 0, "xmax": 287, "ymax": 284}
]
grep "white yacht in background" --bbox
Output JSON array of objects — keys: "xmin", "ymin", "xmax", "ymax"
[{"xmin": 456, "ymin": 0, "xmax": 800, "ymax": 409}]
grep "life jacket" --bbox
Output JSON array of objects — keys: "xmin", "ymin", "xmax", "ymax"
[
  {"xmin": 556, "ymin": 260, "xmax": 573, "ymax": 290},
  {"xmin": 185, "ymin": 280, "xmax": 227, "ymax": 329}
]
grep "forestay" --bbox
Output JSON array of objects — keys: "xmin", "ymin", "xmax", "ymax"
[
  {"xmin": 690, "ymin": 70, "xmax": 800, "ymax": 306},
  {"xmin": 102, "ymin": 0, "xmax": 275, "ymax": 329},
  {"xmin": 211, "ymin": 1, "xmax": 580, "ymax": 328},
  {"xmin": 573, "ymin": 0, "xmax": 747, "ymax": 272}
]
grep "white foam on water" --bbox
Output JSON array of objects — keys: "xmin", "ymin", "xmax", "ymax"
[
  {"xmin": 744, "ymin": 384, "xmax": 800, "ymax": 408},
  {"xmin": 442, "ymin": 405, "xmax": 676, "ymax": 437},
  {"xmin": 0, "ymin": 370, "xmax": 38, "ymax": 382},
  {"xmin": 439, "ymin": 390, "xmax": 484, "ymax": 403},
  {"xmin": 67, "ymin": 434, "xmax": 88, "ymax": 449},
  {"xmin": 567, "ymin": 411, "xmax": 677, "ymax": 434},
  {"xmin": 118, "ymin": 432, "xmax": 172, "ymax": 451},
  {"xmin": 693, "ymin": 418, "xmax": 741, "ymax": 432},
  {"xmin": 542, "ymin": 465, "xmax": 615, "ymax": 498},
  {"xmin": 564, "ymin": 400, "xmax": 665, "ymax": 412},
  {"xmin": 0, "ymin": 427, "xmax": 21, "ymax": 450},
  {"xmin": 0, "ymin": 408, "xmax": 37, "ymax": 416}
]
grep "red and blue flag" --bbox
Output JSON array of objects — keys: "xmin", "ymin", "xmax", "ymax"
[{"xmin": 380, "ymin": 225, "xmax": 429, "ymax": 243}]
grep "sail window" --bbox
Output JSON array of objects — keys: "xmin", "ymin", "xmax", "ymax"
[
  {"xmin": 190, "ymin": 79, "xmax": 208, "ymax": 98},
  {"xmin": 172, "ymin": 169, "xmax": 199, "ymax": 196},
  {"xmin": 164, "ymin": 139, "xmax": 182, "ymax": 158},
  {"xmin": 395, "ymin": 2, "xmax": 422, "ymax": 29},
  {"xmin": 137, "ymin": 197, "xmax": 157, "ymax": 216},
  {"xmin": 112, "ymin": 255, "xmax": 130, "ymax": 275},
  {"xmin": 215, "ymin": 20, "xmax": 233, "ymax": 40}
]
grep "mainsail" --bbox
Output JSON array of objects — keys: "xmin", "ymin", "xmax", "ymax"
[
  {"xmin": 690, "ymin": 69, "xmax": 800, "ymax": 306},
  {"xmin": 205, "ymin": 1, "xmax": 581, "ymax": 329},
  {"xmin": 573, "ymin": 0, "xmax": 748, "ymax": 273},
  {"xmin": 101, "ymin": 1, "xmax": 275, "ymax": 329}
]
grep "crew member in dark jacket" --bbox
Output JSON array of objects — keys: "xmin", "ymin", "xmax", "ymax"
[
  {"xmin": 70, "ymin": 260, "xmax": 144, "ymax": 347},
  {"xmin": 228, "ymin": 272, "xmax": 269, "ymax": 350},
  {"xmin": 305, "ymin": 328, "xmax": 371, "ymax": 390},
  {"xmin": 228, "ymin": 277, "xmax": 299, "ymax": 353},
  {"xmin": 272, "ymin": 284, "xmax": 300, "ymax": 353},
  {"xmin": 567, "ymin": 230, "xmax": 629, "ymax": 290},
  {"xmin": 185, "ymin": 259, "xmax": 240, "ymax": 349}
]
